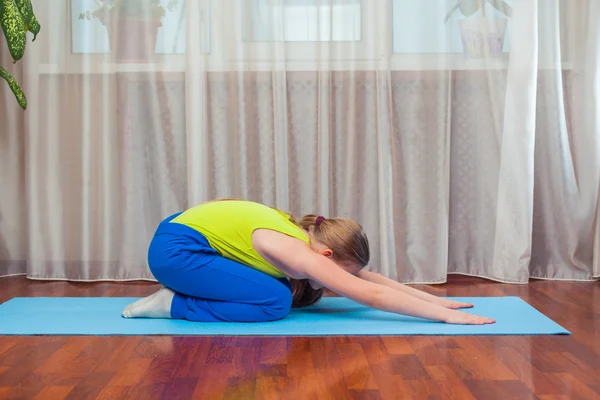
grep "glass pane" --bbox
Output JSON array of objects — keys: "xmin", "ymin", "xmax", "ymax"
[
  {"xmin": 71, "ymin": 0, "xmax": 208, "ymax": 54},
  {"xmin": 392, "ymin": 0, "xmax": 513, "ymax": 54},
  {"xmin": 243, "ymin": 0, "xmax": 361, "ymax": 42}
]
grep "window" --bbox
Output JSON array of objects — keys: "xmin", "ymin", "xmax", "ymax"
[
  {"xmin": 392, "ymin": 0, "xmax": 513, "ymax": 54},
  {"xmin": 70, "ymin": 0, "xmax": 210, "ymax": 54},
  {"xmin": 242, "ymin": 0, "xmax": 361, "ymax": 42}
]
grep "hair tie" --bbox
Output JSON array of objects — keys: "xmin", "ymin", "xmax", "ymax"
[{"xmin": 315, "ymin": 216, "xmax": 325, "ymax": 227}]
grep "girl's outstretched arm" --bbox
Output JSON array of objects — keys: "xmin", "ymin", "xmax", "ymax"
[
  {"xmin": 253, "ymin": 230, "xmax": 494, "ymax": 325},
  {"xmin": 357, "ymin": 270, "xmax": 474, "ymax": 309}
]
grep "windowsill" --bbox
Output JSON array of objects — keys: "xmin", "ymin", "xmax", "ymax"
[
  {"xmin": 388, "ymin": 54, "xmax": 574, "ymax": 71},
  {"xmin": 37, "ymin": 59, "xmax": 575, "ymax": 75},
  {"xmin": 38, "ymin": 63, "xmax": 188, "ymax": 74}
]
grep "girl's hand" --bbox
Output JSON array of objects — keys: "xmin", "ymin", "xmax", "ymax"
[
  {"xmin": 436, "ymin": 298, "xmax": 474, "ymax": 309},
  {"xmin": 444, "ymin": 310, "xmax": 495, "ymax": 325}
]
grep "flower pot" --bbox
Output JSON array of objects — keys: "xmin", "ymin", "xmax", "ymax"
[
  {"xmin": 458, "ymin": 17, "xmax": 508, "ymax": 59},
  {"xmin": 99, "ymin": 16, "xmax": 161, "ymax": 62}
]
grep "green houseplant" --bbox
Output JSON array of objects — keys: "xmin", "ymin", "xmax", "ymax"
[
  {"xmin": 79, "ymin": 0, "xmax": 178, "ymax": 61},
  {"xmin": 444, "ymin": 0, "xmax": 512, "ymax": 58},
  {"xmin": 1, "ymin": 0, "xmax": 41, "ymax": 110}
]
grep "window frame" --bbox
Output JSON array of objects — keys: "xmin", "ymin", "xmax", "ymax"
[
  {"xmin": 36, "ymin": 0, "xmax": 573, "ymax": 75},
  {"xmin": 387, "ymin": 0, "xmax": 573, "ymax": 71},
  {"xmin": 210, "ymin": 0, "xmax": 386, "ymax": 70},
  {"xmin": 240, "ymin": 0, "xmax": 363, "ymax": 43}
]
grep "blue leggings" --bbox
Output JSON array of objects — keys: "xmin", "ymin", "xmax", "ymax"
[{"xmin": 148, "ymin": 213, "xmax": 293, "ymax": 322}]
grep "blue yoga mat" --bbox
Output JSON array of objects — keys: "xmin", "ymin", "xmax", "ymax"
[{"xmin": 0, "ymin": 296, "xmax": 569, "ymax": 336}]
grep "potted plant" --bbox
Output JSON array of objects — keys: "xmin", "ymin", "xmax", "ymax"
[
  {"xmin": 79, "ymin": 0, "xmax": 178, "ymax": 62},
  {"xmin": 444, "ymin": 0, "xmax": 512, "ymax": 59},
  {"xmin": 1, "ymin": 0, "xmax": 41, "ymax": 110}
]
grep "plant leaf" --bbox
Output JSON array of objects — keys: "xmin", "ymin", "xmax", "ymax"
[
  {"xmin": 458, "ymin": 0, "xmax": 481, "ymax": 17},
  {"xmin": 0, "ymin": 0, "xmax": 27, "ymax": 62},
  {"xmin": 0, "ymin": 66, "xmax": 27, "ymax": 109},
  {"xmin": 486, "ymin": 0, "xmax": 512, "ymax": 17},
  {"xmin": 15, "ymin": 0, "xmax": 40, "ymax": 41}
]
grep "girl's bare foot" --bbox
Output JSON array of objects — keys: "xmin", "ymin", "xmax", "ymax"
[{"xmin": 121, "ymin": 287, "xmax": 175, "ymax": 319}]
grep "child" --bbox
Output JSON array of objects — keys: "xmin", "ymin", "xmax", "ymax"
[{"xmin": 123, "ymin": 199, "xmax": 495, "ymax": 325}]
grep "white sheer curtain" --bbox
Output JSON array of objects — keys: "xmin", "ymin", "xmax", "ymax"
[{"xmin": 0, "ymin": 0, "xmax": 598, "ymax": 283}]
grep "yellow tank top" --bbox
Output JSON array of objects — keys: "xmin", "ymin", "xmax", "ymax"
[{"xmin": 170, "ymin": 200, "xmax": 309, "ymax": 278}]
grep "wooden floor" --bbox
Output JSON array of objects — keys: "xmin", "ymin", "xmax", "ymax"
[{"xmin": 0, "ymin": 276, "xmax": 598, "ymax": 400}]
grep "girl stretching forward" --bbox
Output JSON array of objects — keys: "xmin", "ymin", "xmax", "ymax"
[{"xmin": 123, "ymin": 200, "xmax": 495, "ymax": 325}]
